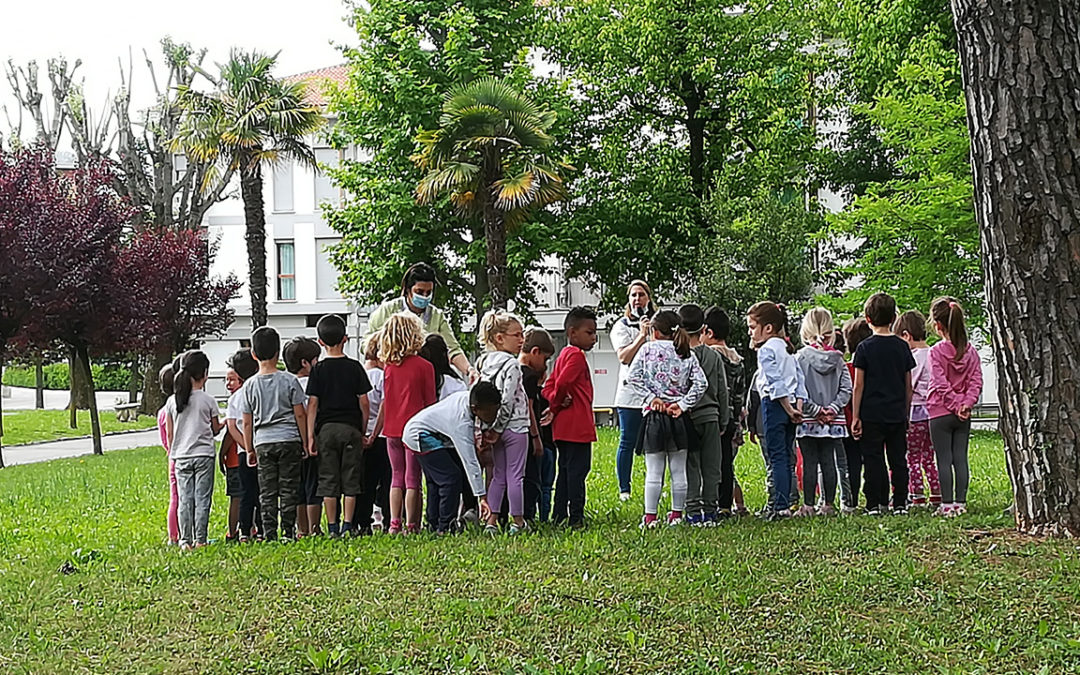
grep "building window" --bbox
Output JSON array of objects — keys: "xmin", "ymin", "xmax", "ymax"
[
  {"xmin": 277, "ymin": 241, "xmax": 296, "ymax": 301},
  {"xmin": 315, "ymin": 238, "xmax": 342, "ymax": 300},
  {"xmin": 273, "ymin": 161, "xmax": 294, "ymax": 213}
]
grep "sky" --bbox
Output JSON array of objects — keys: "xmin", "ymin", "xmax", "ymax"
[{"xmin": 1, "ymin": 0, "xmax": 356, "ymax": 148}]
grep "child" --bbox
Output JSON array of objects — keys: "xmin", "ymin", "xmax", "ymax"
[
  {"xmin": 841, "ymin": 317, "xmax": 872, "ymax": 511},
  {"xmin": 240, "ymin": 326, "xmax": 309, "ymax": 541},
  {"xmin": 678, "ymin": 304, "xmax": 729, "ymax": 526},
  {"xmin": 519, "ymin": 327, "xmax": 556, "ymax": 523},
  {"xmin": 378, "ymin": 312, "xmax": 436, "ymax": 534},
  {"xmin": 158, "ymin": 363, "xmax": 178, "ymax": 545},
  {"xmin": 851, "ymin": 293, "xmax": 916, "ymax": 515},
  {"xmin": 358, "ymin": 335, "xmax": 391, "ymax": 534},
  {"xmin": 928, "ymin": 297, "xmax": 983, "ymax": 517},
  {"xmin": 421, "ymin": 334, "xmax": 468, "ymax": 400},
  {"xmin": 165, "ymin": 351, "xmax": 224, "ymax": 550},
  {"xmin": 747, "ymin": 301, "xmax": 804, "ymax": 520},
  {"xmin": 702, "ymin": 306, "xmax": 747, "ymax": 517},
  {"xmin": 627, "ymin": 310, "xmax": 707, "ymax": 527},
  {"xmin": 305, "ymin": 316, "xmax": 373, "ymax": 537},
  {"xmin": 220, "ymin": 366, "xmax": 244, "ymax": 540},
  {"xmin": 794, "ymin": 308, "xmax": 852, "ymax": 517},
  {"xmin": 404, "ymin": 382, "xmax": 500, "ymax": 534},
  {"xmin": 284, "ymin": 336, "xmax": 323, "ymax": 537},
  {"xmin": 477, "ymin": 309, "xmax": 530, "ymax": 535},
  {"xmin": 543, "ymin": 306, "xmax": 598, "ymax": 529},
  {"xmin": 224, "ymin": 349, "xmax": 260, "ymax": 541},
  {"xmin": 894, "ymin": 310, "xmax": 941, "ymax": 508}
]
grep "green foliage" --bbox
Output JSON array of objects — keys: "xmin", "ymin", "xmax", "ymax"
[
  {"xmin": 539, "ymin": 0, "xmax": 825, "ymax": 309},
  {"xmin": 2, "ymin": 362, "xmax": 133, "ymax": 392},
  {"xmin": 326, "ymin": 0, "xmax": 546, "ymax": 334},
  {"xmin": 2, "ymin": 433, "xmax": 1077, "ymax": 673},
  {"xmin": 0, "ymin": 409, "xmax": 154, "ymax": 446},
  {"xmin": 819, "ymin": 35, "xmax": 981, "ymax": 323}
]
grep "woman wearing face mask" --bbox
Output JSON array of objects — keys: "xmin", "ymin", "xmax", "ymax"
[
  {"xmin": 610, "ymin": 280, "xmax": 658, "ymax": 501},
  {"xmin": 364, "ymin": 262, "xmax": 477, "ymax": 382}
]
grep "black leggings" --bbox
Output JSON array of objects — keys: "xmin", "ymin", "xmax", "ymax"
[{"xmin": 355, "ymin": 437, "xmax": 391, "ymax": 532}]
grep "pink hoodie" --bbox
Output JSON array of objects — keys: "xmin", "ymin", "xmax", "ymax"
[{"xmin": 927, "ymin": 341, "xmax": 983, "ymax": 419}]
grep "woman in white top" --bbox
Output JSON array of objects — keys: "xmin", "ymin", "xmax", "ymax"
[{"xmin": 610, "ymin": 280, "xmax": 658, "ymax": 501}]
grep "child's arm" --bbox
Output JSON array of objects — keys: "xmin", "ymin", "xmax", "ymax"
[
  {"xmin": 928, "ymin": 347, "xmax": 965, "ymax": 415},
  {"xmin": 492, "ymin": 361, "xmax": 521, "ymax": 433},
  {"xmin": 211, "ymin": 414, "xmax": 225, "ymax": 435},
  {"xmin": 961, "ymin": 349, "xmax": 984, "ymax": 415},
  {"xmin": 833, "ymin": 360, "xmax": 853, "ymax": 414},
  {"xmin": 905, "ymin": 371, "xmax": 914, "ymax": 425},
  {"xmin": 227, "ymin": 419, "xmax": 245, "ymax": 450},
  {"xmin": 672, "ymin": 354, "xmax": 707, "ymax": 417},
  {"xmin": 306, "ymin": 395, "xmax": 319, "ymax": 457},
  {"xmin": 165, "ymin": 410, "xmax": 175, "ymax": 452},
  {"xmin": 359, "ymin": 394, "xmax": 370, "ymax": 438},
  {"xmin": 851, "ymin": 368, "xmax": 865, "ymax": 439},
  {"xmin": 243, "ymin": 412, "xmax": 257, "ymax": 466},
  {"xmin": 527, "ymin": 399, "xmax": 543, "ymax": 457},
  {"xmin": 626, "ymin": 346, "xmax": 664, "ymax": 411},
  {"xmin": 366, "ymin": 406, "xmax": 384, "ymax": 447},
  {"xmin": 548, "ymin": 350, "xmax": 586, "ymax": 409},
  {"xmin": 293, "ymin": 404, "xmax": 310, "ymax": 456}
]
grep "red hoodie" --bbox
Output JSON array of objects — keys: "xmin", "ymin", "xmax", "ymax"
[{"xmin": 542, "ymin": 345, "xmax": 596, "ymax": 444}]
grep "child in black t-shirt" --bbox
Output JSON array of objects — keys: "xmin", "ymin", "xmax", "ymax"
[
  {"xmin": 519, "ymin": 327, "xmax": 556, "ymax": 523},
  {"xmin": 305, "ymin": 314, "xmax": 373, "ymax": 536},
  {"xmin": 851, "ymin": 293, "xmax": 916, "ymax": 515}
]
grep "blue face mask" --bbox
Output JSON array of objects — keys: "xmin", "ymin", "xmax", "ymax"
[{"xmin": 411, "ymin": 293, "xmax": 432, "ymax": 310}]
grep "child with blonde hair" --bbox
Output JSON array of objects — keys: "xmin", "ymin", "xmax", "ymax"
[
  {"xmin": 477, "ymin": 309, "xmax": 530, "ymax": 534},
  {"xmin": 378, "ymin": 312, "xmax": 436, "ymax": 534},
  {"xmin": 794, "ymin": 308, "xmax": 852, "ymax": 516}
]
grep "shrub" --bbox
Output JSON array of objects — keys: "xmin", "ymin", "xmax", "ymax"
[{"xmin": 2, "ymin": 363, "xmax": 134, "ymax": 391}]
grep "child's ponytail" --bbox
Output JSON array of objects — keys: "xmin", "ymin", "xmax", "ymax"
[
  {"xmin": 651, "ymin": 310, "xmax": 692, "ymax": 359},
  {"xmin": 930, "ymin": 296, "xmax": 969, "ymax": 361},
  {"xmin": 173, "ymin": 350, "xmax": 210, "ymax": 413}
]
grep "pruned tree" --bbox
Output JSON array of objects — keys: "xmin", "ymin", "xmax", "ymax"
[{"xmin": 951, "ymin": 0, "xmax": 1080, "ymax": 535}]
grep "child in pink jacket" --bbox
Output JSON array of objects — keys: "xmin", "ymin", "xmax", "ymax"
[{"xmin": 927, "ymin": 297, "xmax": 983, "ymax": 517}]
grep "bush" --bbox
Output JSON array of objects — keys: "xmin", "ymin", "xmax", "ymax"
[{"xmin": 2, "ymin": 362, "xmax": 134, "ymax": 391}]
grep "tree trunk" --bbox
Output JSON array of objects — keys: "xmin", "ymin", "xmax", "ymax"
[
  {"xmin": 140, "ymin": 346, "xmax": 172, "ymax": 416},
  {"xmin": 484, "ymin": 207, "xmax": 508, "ymax": 309},
  {"xmin": 240, "ymin": 158, "xmax": 268, "ymax": 328},
  {"xmin": 67, "ymin": 347, "xmax": 90, "ymax": 428},
  {"xmin": 34, "ymin": 356, "xmax": 44, "ymax": 409},
  {"xmin": 128, "ymin": 356, "xmax": 140, "ymax": 404},
  {"xmin": 76, "ymin": 343, "xmax": 104, "ymax": 456},
  {"xmin": 951, "ymin": 0, "xmax": 1080, "ymax": 535}
]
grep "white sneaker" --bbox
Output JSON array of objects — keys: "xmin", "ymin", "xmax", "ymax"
[
  {"xmin": 372, "ymin": 506, "xmax": 384, "ymax": 531},
  {"xmin": 619, "ymin": 492, "xmax": 631, "ymax": 502},
  {"xmin": 793, "ymin": 505, "xmax": 816, "ymax": 517}
]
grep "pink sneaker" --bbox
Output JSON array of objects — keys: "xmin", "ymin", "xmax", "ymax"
[
  {"xmin": 388, "ymin": 519, "xmax": 403, "ymax": 535},
  {"xmin": 817, "ymin": 504, "xmax": 837, "ymax": 516},
  {"xmin": 794, "ymin": 505, "xmax": 816, "ymax": 517}
]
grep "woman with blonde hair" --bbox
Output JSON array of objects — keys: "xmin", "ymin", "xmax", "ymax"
[{"xmin": 610, "ymin": 279, "xmax": 658, "ymax": 501}]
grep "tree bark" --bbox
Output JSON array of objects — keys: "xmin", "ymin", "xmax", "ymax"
[
  {"xmin": 76, "ymin": 343, "xmax": 104, "ymax": 456},
  {"xmin": 951, "ymin": 0, "xmax": 1080, "ymax": 535},
  {"xmin": 67, "ymin": 347, "xmax": 91, "ymax": 428},
  {"xmin": 34, "ymin": 355, "xmax": 44, "ymax": 409},
  {"xmin": 483, "ymin": 149, "xmax": 509, "ymax": 309},
  {"xmin": 128, "ymin": 356, "xmax": 140, "ymax": 404},
  {"xmin": 240, "ymin": 157, "xmax": 269, "ymax": 328},
  {"xmin": 140, "ymin": 346, "xmax": 172, "ymax": 416}
]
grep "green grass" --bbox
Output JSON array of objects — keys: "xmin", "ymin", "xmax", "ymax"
[
  {"xmin": 0, "ymin": 430, "xmax": 1078, "ymax": 674},
  {"xmin": 0, "ymin": 408, "xmax": 156, "ymax": 446}
]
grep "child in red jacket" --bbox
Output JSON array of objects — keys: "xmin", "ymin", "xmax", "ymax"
[{"xmin": 543, "ymin": 307, "xmax": 598, "ymax": 528}]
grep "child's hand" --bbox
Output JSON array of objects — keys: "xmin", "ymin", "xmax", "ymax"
[
  {"xmin": 649, "ymin": 398, "xmax": 667, "ymax": 412},
  {"xmin": 363, "ymin": 434, "xmax": 375, "ymax": 448},
  {"xmin": 852, "ymin": 418, "xmax": 863, "ymax": 440},
  {"xmin": 482, "ymin": 429, "xmax": 500, "ymax": 446},
  {"xmin": 532, "ymin": 435, "xmax": 544, "ymax": 457},
  {"xmin": 667, "ymin": 403, "xmax": 683, "ymax": 418},
  {"xmin": 958, "ymin": 406, "xmax": 972, "ymax": 421},
  {"xmin": 748, "ymin": 430, "xmax": 758, "ymax": 445},
  {"xmin": 562, "ymin": 395, "xmax": 573, "ymax": 408},
  {"xmin": 539, "ymin": 409, "xmax": 554, "ymax": 427},
  {"xmin": 788, "ymin": 409, "xmax": 803, "ymax": 425},
  {"xmin": 306, "ymin": 439, "xmax": 318, "ymax": 458},
  {"xmin": 478, "ymin": 497, "xmax": 491, "ymax": 522},
  {"xmin": 246, "ymin": 452, "xmax": 258, "ymax": 468}
]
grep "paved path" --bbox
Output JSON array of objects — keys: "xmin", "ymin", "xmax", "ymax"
[
  {"xmin": 2, "ymin": 429, "xmax": 161, "ymax": 466},
  {"xmin": 1, "ymin": 386, "xmax": 130, "ymax": 412}
]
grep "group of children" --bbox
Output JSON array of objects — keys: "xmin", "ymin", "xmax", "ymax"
[{"xmin": 159, "ymin": 289, "xmax": 982, "ymax": 548}]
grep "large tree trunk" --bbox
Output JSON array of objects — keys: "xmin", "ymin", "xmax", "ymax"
[
  {"xmin": 75, "ymin": 343, "xmax": 104, "ymax": 456},
  {"xmin": 34, "ymin": 356, "xmax": 44, "ymax": 409},
  {"xmin": 127, "ymin": 356, "xmax": 140, "ymax": 404},
  {"xmin": 952, "ymin": 0, "xmax": 1080, "ymax": 535},
  {"xmin": 140, "ymin": 346, "xmax": 172, "ymax": 416},
  {"xmin": 240, "ymin": 158, "xmax": 268, "ymax": 328},
  {"xmin": 67, "ymin": 347, "xmax": 91, "ymax": 429}
]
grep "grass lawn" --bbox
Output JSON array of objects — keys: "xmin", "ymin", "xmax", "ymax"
[
  {"xmin": 1, "ymin": 429, "xmax": 1078, "ymax": 674},
  {"xmin": 0, "ymin": 408, "xmax": 157, "ymax": 446}
]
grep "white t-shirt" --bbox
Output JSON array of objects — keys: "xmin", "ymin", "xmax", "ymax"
[
  {"xmin": 226, "ymin": 387, "xmax": 246, "ymax": 449},
  {"xmin": 438, "ymin": 375, "xmax": 468, "ymax": 401},
  {"xmin": 403, "ymin": 391, "xmax": 485, "ymax": 497},
  {"xmin": 166, "ymin": 390, "xmax": 219, "ymax": 460},
  {"xmin": 365, "ymin": 367, "xmax": 384, "ymax": 437},
  {"xmin": 611, "ymin": 317, "xmax": 647, "ymax": 409}
]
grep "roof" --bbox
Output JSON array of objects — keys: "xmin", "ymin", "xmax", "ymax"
[{"xmin": 283, "ymin": 64, "xmax": 349, "ymax": 107}]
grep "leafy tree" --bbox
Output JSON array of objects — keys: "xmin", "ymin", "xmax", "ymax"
[
  {"xmin": 326, "ymin": 0, "xmax": 545, "ymax": 334},
  {"xmin": 413, "ymin": 79, "xmax": 568, "ymax": 307},
  {"xmin": 538, "ymin": 0, "xmax": 824, "ymax": 308},
  {"xmin": 819, "ymin": 37, "xmax": 979, "ymax": 323},
  {"xmin": 175, "ymin": 50, "xmax": 322, "ymax": 328}
]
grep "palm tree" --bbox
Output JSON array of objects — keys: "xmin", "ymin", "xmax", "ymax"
[
  {"xmin": 174, "ymin": 50, "xmax": 323, "ymax": 327},
  {"xmin": 412, "ymin": 78, "xmax": 569, "ymax": 308}
]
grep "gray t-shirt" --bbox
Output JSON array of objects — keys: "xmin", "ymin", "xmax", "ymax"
[
  {"xmin": 239, "ymin": 371, "xmax": 306, "ymax": 446},
  {"xmin": 166, "ymin": 390, "xmax": 219, "ymax": 460}
]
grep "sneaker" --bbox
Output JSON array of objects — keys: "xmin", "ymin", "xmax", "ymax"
[
  {"xmin": 686, "ymin": 513, "xmax": 705, "ymax": 527},
  {"xmin": 793, "ymin": 505, "xmax": 816, "ymax": 517},
  {"xmin": 865, "ymin": 507, "xmax": 884, "ymax": 516},
  {"xmin": 619, "ymin": 492, "xmax": 631, "ymax": 502},
  {"xmin": 715, "ymin": 509, "xmax": 733, "ymax": 521},
  {"xmin": 910, "ymin": 494, "xmax": 927, "ymax": 507},
  {"xmin": 667, "ymin": 512, "xmax": 684, "ymax": 526},
  {"xmin": 461, "ymin": 508, "xmax": 480, "ymax": 527},
  {"xmin": 238, "ymin": 533, "xmax": 249, "ymax": 544},
  {"xmin": 702, "ymin": 512, "xmax": 719, "ymax": 527},
  {"xmin": 892, "ymin": 507, "xmax": 909, "ymax": 516},
  {"xmin": 484, "ymin": 524, "xmax": 500, "ymax": 536},
  {"xmin": 818, "ymin": 504, "xmax": 837, "ymax": 516},
  {"xmin": 640, "ymin": 514, "xmax": 660, "ymax": 530},
  {"xmin": 388, "ymin": 519, "xmax": 403, "ymax": 535},
  {"xmin": 757, "ymin": 508, "xmax": 788, "ymax": 522},
  {"xmin": 952, "ymin": 503, "xmax": 967, "ymax": 517},
  {"xmin": 179, "ymin": 542, "xmax": 194, "ymax": 552},
  {"xmin": 372, "ymin": 508, "xmax": 384, "ymax": 531},
  {"xmin": 933, "ymin": 504, "xmax": 954, "ymax": 517},
  {"xmin": 509, "ymin": 522, "xmax": 529, "ymax": 535},
  {"xmin": 840, "ymin": 505, "xmax": 857, "ymax": 515},
  {"xmin": 406, "ymin": 523, "xmax": 421, "ymax": 535}
]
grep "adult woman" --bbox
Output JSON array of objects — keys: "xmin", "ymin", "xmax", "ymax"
[
  {"xmin": 365, "ymin": 262, "xmax": 477, "ymax": 381},
  {"xmin": 610, "ymin": 280, "xmax": 657, "ymax": 500}
]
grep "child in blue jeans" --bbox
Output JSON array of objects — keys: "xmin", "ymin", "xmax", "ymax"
[
  {"xmin": 747, "ymin": 302, "xmax": 805, "ymax": 520},
  {"xmin": 519, "ymin": 327, "xmax": 557, "ymax": 522}
]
